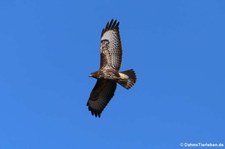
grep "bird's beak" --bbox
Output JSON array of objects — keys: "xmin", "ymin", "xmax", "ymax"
[{"xmin": 89, "ymin": 74, "xmax": 93, "ymax": 77}]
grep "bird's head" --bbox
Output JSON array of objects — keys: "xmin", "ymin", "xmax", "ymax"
[{"xmin": 89, "ymin": 72, "xmax": 98, "ymax": 79}]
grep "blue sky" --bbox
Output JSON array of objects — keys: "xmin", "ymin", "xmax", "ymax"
[{"xmin": 0, "ymin": 0, "xmax": 225, "ymax": 148}]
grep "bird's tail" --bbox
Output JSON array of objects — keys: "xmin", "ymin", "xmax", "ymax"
[{"xmin": 118, "ymin": 69, "xmax": 136, "ymax": 89}]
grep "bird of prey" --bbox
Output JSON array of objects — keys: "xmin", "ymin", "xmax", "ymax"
[{"xmin": 87, "ymin": 19, "xmax": 137, "ymax": 117}]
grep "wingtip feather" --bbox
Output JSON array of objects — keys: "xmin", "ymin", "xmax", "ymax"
[{"xmin": 101, "ymin": 19, "xmax": 120, "ymax": 37}]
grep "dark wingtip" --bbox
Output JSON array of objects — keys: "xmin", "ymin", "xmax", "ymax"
[
  {"xmin": 101, "ymin": 19, "xmax": 120, "ymax": 37},
  {"xmin": 92, "ymin": 110, "xmax": 101, "ymax": 118},
  {"xmin": 87, "ymin": 103, "xmax": 102, "ymax": 118}
]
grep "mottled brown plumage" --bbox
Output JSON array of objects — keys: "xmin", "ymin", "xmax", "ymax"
[{"xmin": 87, "ymin": 19, "xmax": 137, "ymax": 117}]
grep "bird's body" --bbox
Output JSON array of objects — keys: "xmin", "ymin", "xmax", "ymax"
[
  {"xmin": 90, "ymin": 69, "xmax": 120, "ymax": 80},
  {"xmin": 87, "ymin": 19, "xmax": 137, "ymax": 117}
]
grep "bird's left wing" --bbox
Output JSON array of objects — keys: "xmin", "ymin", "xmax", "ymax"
[
  {"xmin": 100, "ymin": 19, "xmax": 122, "ymax": 70},
  {"xmin": 87, "ymin": 79, "xmax": 117, "ymax": 117}
]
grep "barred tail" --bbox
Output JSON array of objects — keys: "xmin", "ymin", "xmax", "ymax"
[{"xmin": 118, "ymin": 69, "xmax": 136, "ymax": 89}]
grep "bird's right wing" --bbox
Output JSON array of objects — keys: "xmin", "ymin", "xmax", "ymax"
[{"xmin": 87, "ymin": 79, "xmax": 117, "ymax": 117}]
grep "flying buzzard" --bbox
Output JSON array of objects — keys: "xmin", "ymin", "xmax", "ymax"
[{"xmin": 87, "ymin": 19, "xmax": 137, "ymax": 117}]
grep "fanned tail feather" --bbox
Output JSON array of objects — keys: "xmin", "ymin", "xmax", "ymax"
[{"xmin": 118, "ymin": 69, "xmax": 136, "ymax": 89}]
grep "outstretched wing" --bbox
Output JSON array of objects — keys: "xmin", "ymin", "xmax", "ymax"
[
  {"xmin": 100, "ymin": 19, "xmax": 122, "ymax": 70},
  {"xmin": 87, "ymin": 79, "xmax": 117, "ymax": 117}
]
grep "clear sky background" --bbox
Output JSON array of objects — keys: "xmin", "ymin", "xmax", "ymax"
[{"xmin": 0, "ymin": 0, "xmax": 225, "ymax": 149}]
